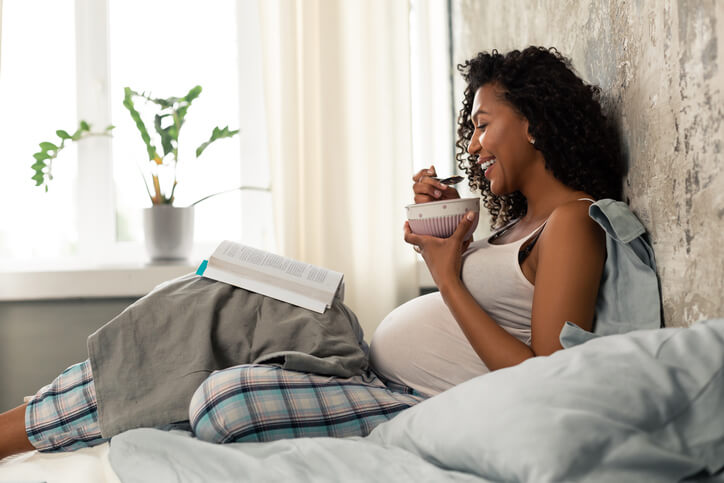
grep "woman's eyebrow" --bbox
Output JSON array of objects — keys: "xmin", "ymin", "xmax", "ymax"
[{"xmin": 472, "ymin": 109, "xmax": 490, "ymax": 120}]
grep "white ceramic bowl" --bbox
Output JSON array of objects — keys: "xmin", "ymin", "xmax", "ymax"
[{"xmin": 406, "ymin": 197, "xmax": 480, "ymax": 239}]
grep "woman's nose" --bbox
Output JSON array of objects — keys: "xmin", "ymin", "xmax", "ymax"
[
  {"xmin": 467, "ymin": 131, "xmax": 484, "ymax": 156},
  {"xmin": 467, "ymin": 135, "xmax": 478, "ymax": 155}
]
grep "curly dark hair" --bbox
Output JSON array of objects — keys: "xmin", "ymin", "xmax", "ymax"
[{"xmin": 455, "ymin": 46, "xmax": 625, "ymax": 228}]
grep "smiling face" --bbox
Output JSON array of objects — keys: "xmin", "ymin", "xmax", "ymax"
[{"xmin": 467, "ymin": 83, "xmax": 540, "ymax": 196}]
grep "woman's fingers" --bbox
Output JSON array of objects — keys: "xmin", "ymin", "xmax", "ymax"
[
  {"xmin": 412, "ymin": 165, "xmax": 465, "ymax": 203},
  {"xmin": 412, "ymin": 166, "xmax": 446, "ymax": 192},
  {"xmin": 403, "ymin": 221, "xmax": 421, "ymax": 246},
  {"xmin": 403, "ymin": 221, "xmax": 430, "ymax": 253},
  {"xmin": 412, "ymin": 172, "xmax": 455, "ymax": 204},
  {"xmin": 413, "ymin": 186, "xmax": 462, "ymax": 204},
  {"xmin": 412, "ymin": 165, "xmax": 436, "ymax": 182},
  {"xmin": 414, "ymin": 190, "xmax": 442, "ymax": 204},
  {"xmin": 412, "ymin": 166, "xmax": 437, "ymax": 203},
  {"xmin": 452, "ymin": 211, "xmax": 477, "ymax": 242}
]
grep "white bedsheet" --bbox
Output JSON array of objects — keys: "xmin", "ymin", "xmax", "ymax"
[
  {"xmin": 3, "ymin": 320, "xmax": 724, "ymax": 482},
  {"xmin": 0, "ymin": 443, "xmax": 119, "ymax": 483},
  {"xmin": 110, "ymin": 429, "xmax": 487, "ymax": 483}
]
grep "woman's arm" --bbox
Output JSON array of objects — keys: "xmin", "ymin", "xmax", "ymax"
[
  {"xmin": 437, "ymin": 274, "xmax": 536, "ymax": 371},
  {"xmin": 528, "ymin": 202, "xmax": 605, "ymax": 356},
  {"xmin": 404, "ymin": 214, "xmax": 533, "ymax": 371},
  {"xmin": 404, "ymin": 201, "xmax": 605, "ymax": 371}
]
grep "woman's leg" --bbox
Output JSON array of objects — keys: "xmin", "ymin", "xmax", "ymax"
[
  {"xmin": 3, "ymin": 360, "xmax": 108, "ymax": 458},
  {"xmin": 189, "ymin": 364, "xmax": 426, "ymax": 444},
  {"xmin": 0, "ymin": 404, "xmax": 35, "ymax": 459}
]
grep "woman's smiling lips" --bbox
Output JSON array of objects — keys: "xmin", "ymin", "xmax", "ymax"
[{"xmin": 478, "ymin": 157, "xmax": 497, "ymax": 179}]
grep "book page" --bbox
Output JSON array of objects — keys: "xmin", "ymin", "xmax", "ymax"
[
  {"xmin": 204, "ymin": 241, "xmax": 344, "ymax": 312},
  {"xmin": 202, "ymin": 264, "xmax": 328, "ymax": 313},
  {"xmin": 211, "ymin": 241, "xmax": 343, "ymax": 294}
]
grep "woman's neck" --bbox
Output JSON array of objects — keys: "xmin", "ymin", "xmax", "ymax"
[{"xmin": 519, "ymin": 167, "xmax": 587, "ymax": 224}]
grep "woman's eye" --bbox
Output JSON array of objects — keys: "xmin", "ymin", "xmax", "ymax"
[{"xmin": 476, "ymin": 124, "xmax": 487, "ymax": 131}]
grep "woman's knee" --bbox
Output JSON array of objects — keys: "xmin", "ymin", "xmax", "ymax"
[
  {"xmin": 188, "ymin": 364, "xmax": 262, "ymax": 444},
  {"xmin": 189, "ymin": 364, "xmax": 425, "ymax": 445}
]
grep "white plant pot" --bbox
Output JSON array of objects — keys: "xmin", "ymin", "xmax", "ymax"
[{"xmin": 143, "ymin": 205, "xmax": 195, "ymax": 262}]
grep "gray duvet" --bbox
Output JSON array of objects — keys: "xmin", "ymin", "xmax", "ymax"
[
  {"xmin": 87, "ymin": 273, "xmax": 368, "ymax": 438},
  {"xmin": 110, "ymin": 319, "xmax": 724, "ymax": 482}
]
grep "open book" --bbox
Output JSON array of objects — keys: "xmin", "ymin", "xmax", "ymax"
[{"xmin": 196, "ymin": 240, "xmax": 344, "ymax": 313}]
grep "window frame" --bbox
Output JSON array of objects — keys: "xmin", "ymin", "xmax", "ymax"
[
  {"xmin": 36, "ymin": 0, "xmax": 273, "ymax": 267},
  {"xmin": 408, "ymin": 0, "xmax": 456, "ymax": 177}
]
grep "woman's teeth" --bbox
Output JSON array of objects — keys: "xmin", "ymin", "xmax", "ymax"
[{"xmin": 479, "ymin": 158, "xmax": 496, "ymax": 170}]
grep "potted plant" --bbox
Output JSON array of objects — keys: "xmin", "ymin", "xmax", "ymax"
[
  {"xmin": 122, "ymin": 85, "xmax": 239, "ymax": 262},
  {"xmin": 31, "ymin": 85, "xmax": 242, "ymax": 262}
]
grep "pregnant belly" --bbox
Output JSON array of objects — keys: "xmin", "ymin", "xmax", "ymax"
[{"xmin": 369, "ymin": 291, "xmax": 489, "ymax": 397}]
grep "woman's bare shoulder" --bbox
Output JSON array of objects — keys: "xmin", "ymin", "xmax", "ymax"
[
  {"xmin": 541, "ymin": 199, "xmax": 603, "ymax": 249},
  {"xmin": 530, "ymin": 199, "xmax": 605, "ymax": 351}
]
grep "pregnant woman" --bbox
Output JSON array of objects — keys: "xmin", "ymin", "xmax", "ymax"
[
  {"xmin": 1, "ymin": 46, "xmax": 658, "ymax": 459},
  {"xmin": 373, "ymin": 46, "xmax": 628, "ymax": 395}
]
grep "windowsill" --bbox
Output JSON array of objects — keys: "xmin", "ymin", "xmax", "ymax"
[
  {"xmin": 0, "ymin": 262, "xmax": 199, "ymax": 301},
  {"xmin": 3, "ymin": 259, "xmax": 429, "ymax": 301}
]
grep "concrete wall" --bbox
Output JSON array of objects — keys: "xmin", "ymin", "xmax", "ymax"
[
  {"xmin": 452, "ymin": 0, "xmax": 724, "ymax": 327},
  {"xmin": 0, "ymin": 299, "xmax": 135, "ymax": 412}
]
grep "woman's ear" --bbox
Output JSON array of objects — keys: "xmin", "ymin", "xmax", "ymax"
[{"xmin": 523, "ymin": 120, "xmax": 536, "ymax": 145}]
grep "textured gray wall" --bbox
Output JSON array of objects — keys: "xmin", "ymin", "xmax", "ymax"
[
  {"xmin": 452, "ymin": 0, "xmax": 724, "ymax": 327},
  {"xmin": 0, "ymin": 299, "xmax": 135, "ymax": 412}
]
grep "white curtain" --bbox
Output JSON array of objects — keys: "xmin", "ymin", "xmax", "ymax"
[
  {"xmin": 257, "ymin": 0, "xmax": 418, "ymax": 339},
  {"xmin": 0, "ymin": 0, "xmax": 3, "ymax": 73}
]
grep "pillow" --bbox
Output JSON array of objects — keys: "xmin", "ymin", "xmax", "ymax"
[{"xmin": 368, "ymin": 319, "xmax": 724, "ymax": 482}]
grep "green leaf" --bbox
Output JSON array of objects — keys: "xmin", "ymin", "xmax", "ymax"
[
  {"xmin": 154, "ymin": 114, "xmax": 175, "ymax": 156},
  {"xmin": 31, "ymin": 118, "xmax": 111, "ymax": 191},
  {"xmin": 31, "ymin": 157, "xmax": 47, "ymax": 186},
  {"xmin": 150, "ymin": 97, "xmax": 174, "ymax": 109},
  {"xmin": 125, "ymin": 87, "xmax": 144, "ymax": 99},
  {"xmin": 184, "ymin": 85, "xmax": 202, "ymax": 103},
  {"xmin": 32, "ymin": 172, "xmax": 45, "ymax": 186},
  {"xmin": 195, "ymin": 125, "xmax": 240, "ymax": 157},
  {"xmin": 123, "ymin": 87, "xmax": 158, "ymax": 161},
  {"xmin": 175, "ymin": 86, "xmax": 202, "ymax": 128},
  {"xmin": 105, "ymin": 125, "xmax": 116, "ymax": 131}
]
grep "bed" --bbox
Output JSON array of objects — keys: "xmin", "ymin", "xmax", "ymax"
[{"xmin": 2, "ymin": 318, "xmax": 723, "ymax": 482}]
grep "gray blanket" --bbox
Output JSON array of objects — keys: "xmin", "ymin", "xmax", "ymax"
[{"xmin": 87, "ymin": 273, "xmax": 368, "ymax": 438}]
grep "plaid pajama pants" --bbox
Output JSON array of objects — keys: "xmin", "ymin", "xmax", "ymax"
[
  {"xmin": 188, "ymin": 364, "xmax": 425, "ymax": 443},
  {"xmin": 24, "ymin": 360, "xmax": 107, "ymax": 452},
  {"xmin": 25, "ymin": 361, "xmax": 425, "ymax": 452}
]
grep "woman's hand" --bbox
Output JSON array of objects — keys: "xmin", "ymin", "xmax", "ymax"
[
  {"xmin": 404, "ymin": 211, "xmax": 477, "ymax": 290},
  {"xmin": 412, "ymin": 165, "xmax": 461, "ymax": 203}
]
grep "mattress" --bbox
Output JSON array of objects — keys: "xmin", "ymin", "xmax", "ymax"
[{"xmin": 0, "ymin": 443, "xmax": 119, "ymax": 483}]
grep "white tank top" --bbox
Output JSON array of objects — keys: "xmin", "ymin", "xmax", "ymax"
[
  {"xmin": 370, "ymin": 224, "xmax": 542, "ymax": 396},
  {"xmin": 370, "ymin": 199, "xmax": 595, "ymax": 396},
  {"xmin": 458, "ymin": 220, "xmax": 548, "ymax": 345}
]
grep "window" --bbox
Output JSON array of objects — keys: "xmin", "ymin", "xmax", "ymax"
[
  {"xmin": 408, "ymin": 0, "xmax": 455, "ymax": 177},
  {"xmin": 408, "ymin": 0, "xmax": 486, "ymax": 245},
  {"xmin": 0, "ymin": 0, "xmax": 273, "ymax": 268},
  {"xmin": 0, "ymin": 0, "xmax": 79, "ymax": 264}
]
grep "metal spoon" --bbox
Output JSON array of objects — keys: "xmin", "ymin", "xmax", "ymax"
[{"xmin": 431, "ymin": 175, "xmax": 464, "ymax": 185}]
